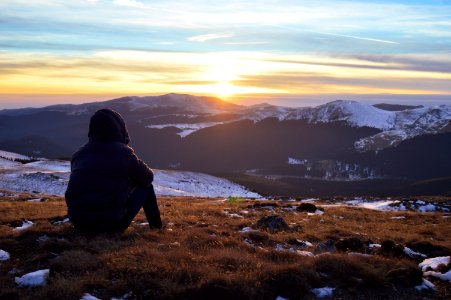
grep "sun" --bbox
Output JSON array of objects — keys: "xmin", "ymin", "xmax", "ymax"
[{"xmin": 211, "ymin": 81, "xmax": 235, "ymax": 99}]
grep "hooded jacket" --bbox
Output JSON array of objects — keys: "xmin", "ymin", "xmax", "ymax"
[{"xmin": 65, "ymin": 109, "xmax": 153, "ymax": 226}]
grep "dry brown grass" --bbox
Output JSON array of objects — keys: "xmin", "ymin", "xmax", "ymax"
[{"xmin": 0, "ymin": 193, "xmax": 450, "ymax": 299}]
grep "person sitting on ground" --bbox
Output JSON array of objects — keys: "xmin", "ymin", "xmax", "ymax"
[{"xmin": 65, "ymin": 108, "xmax": 162, "ymax": 232}]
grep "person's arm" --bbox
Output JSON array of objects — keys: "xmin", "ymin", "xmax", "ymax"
[{"xmin": 128, "ymin": 150, "xmax": 154, "ymax": 186}]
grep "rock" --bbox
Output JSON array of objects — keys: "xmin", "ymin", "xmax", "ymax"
[
  {"xmin": 256, "ymin": 215, "xmax": 289, "ymax": 233},
  {"xmin": 288, "ymin": 239, "xmax": 312, "ymax": 249},
  {"xmin": 296, "ymin": 203, "xmax": 319, "ymax": 213},
  {"xmin": 314, "ymin": 240, "xmax": 336, "ymax": 254},
  {"xmin": 406, "ymin": 241, "xmax": 450, "ymax": 258},
  {"xmin": 245, "ymin": 232, "xmax": 270, "ymax": 243},
  {"xmin": 335, "ymin": 237, "xmax": 364, "ymax": 252},
  {"xmin": 387, "ymin": 267, "xmax": 423, "ymax": 286},
  {"xmin": 380, "ymin": 240, "xmax": 405, "ymax": 257}
]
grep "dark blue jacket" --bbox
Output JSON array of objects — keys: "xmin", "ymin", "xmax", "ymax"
[{"xmin": 65, "ymin": 109, "xmax": 153, "ymax": 226}]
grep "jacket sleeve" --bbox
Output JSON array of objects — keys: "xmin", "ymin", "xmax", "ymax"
[{"xmin": 127, "ymin": 150, "xmax": 154, "ymax": 186}]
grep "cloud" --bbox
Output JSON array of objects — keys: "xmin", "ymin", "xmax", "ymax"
[
  {"xmin": 112, "ymin": 0, "xmax": 145, "ymax": 8},
  {"xmin": 233, "ymin": 72, "xmax": 451, "ymax": 94},
  {"xmin": 224, "ymin": 41, "xmax": 270, "ymax": 45},
  {"xmin": 315, "ymin": 32, "xmax": 399, "ymax": 44},
  {"xmin": 188, "ymin": 33, "xmax": 234, "ymax": 42},
  {"xmin": 260, "ymin": 54, "xmax": 451, "ymax": 74}
]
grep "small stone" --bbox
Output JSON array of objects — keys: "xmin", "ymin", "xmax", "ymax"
[
  {"xmin": 296, "ymin": 203, "xmax": 319, "ymax": 213},
  {"xmin": 387, "ymin": 267, "xmax": 423, "ymax": 286},
  {"xmin": 335, "ymin": 237, "xmax": 364, "ymax": 252},
  {"xmin": 256, "ymin": 215, "xmax": 289, "ymax": 233},
  {"xmin": 314, "ymin": 240, "xmax": 336, "ymax": 254},
  {"xmin": 380, "ymin": 240, "xmax": 405, "ymax": 257}
]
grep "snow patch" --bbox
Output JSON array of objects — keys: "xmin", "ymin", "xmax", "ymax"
[
  {"xmin": 403, "ymin": 247, "xmax": 426, "ymax": 258},
  {"xmin": 296, "ymin": 250, "xmax": 315, "ymax": 257},
  {"xmin": 415, "ymin": 279, "xmax": 436, "ymax": 291},
  {"xmin": 418, "ymin": 204, "xmax": 437, "ymax": 212},
  {"xmin": 423, "ymin": 270, "xmax": 451, "ymax": 282},
  {"xmin": 419, "ymin": 256, "xmax": 450, "ymax": 271},
  {"xmin": 311, "ymin": 286, "xmax": 335, "ymax": 298},
  {"xmin": 146, "ymin": 122, "xmax": 224, "ymax": 138},
  {"xmin": 0, "ymin": 249, "xmax": 10, "ymax": 261},
  {"xmin": 15, "ymin": 269, "xmax": 49, "ymax": 287},
  {"xmin": 80, "ymin": 293, "xmax": 101, "ymax": 300},
  {"xmin": 0, "ymin": 150, "xmax": 31, "ymax": 161},
  {"xmin": 307, "ymin": 209, "xmax": 324, "ymax": 216},
  {"xmin": 345, "ymin": 199, "xmax": 405, "ymax": 211},
  {"xmin": 288, "ymin": 157, "xmax": 305, "ymax": 165},
  {"xmin": 13, "ymin": 220, "xmax": 34, "ymax": 231},
  {"xmin": 239, "ymin": 227, "xmax": 257, "ymax": 233},
  {"xmin": 27, "ymin": 198, "xmax": 44, "ymax": 202},
  {"xmin": 153, "ymin": 169, "xmax": 261, "ymax": 198}
]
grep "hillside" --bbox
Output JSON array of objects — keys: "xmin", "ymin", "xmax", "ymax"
[
  {"xmin": 1, "ymin": 94, "xmax": 450, "ymax": 195},
  {"xmin": 0, "ymin": 150, "xmax": 259, "ymax": 198},
  {"xmin": 0, "ymin": 193, "xmax": 450, "ymax": 299}
]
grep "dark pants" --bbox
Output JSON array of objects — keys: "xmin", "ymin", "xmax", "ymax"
[
  {"xmin": 119, "ymin": 184, "xmax": 162, "ymax": 231},
  {"xmin": 74, "ymin": 184, "xmax": 162, "ymax": 233}
]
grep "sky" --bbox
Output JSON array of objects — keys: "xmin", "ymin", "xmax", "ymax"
[{"xmin": 0, "ymin": 0, "xmax": 451, "ymax": 108}]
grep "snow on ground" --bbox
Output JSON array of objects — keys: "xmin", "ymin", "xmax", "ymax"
[
  {"xmin": 286, "ymin": 100, "xmax": 396, "ymax": 130},
  {"xmin": 424, "ymin": 270, "xmax": 451, "ymax": 282},
  {"xmin": 415, "ymin": 279, "xmax": 436, "ymax": 291},
  {"xmin": 25, "ymin": 160, "xmax": 70, "ymax": 172},
  {"xmin": 0, "ymin": 150, "xmax": 261, "ymax": 198},
  {"xmin": 419, "ymin": 256, "xmax": 451, "ymax": 283},
  {"xmin": 0, "ymin": 249, "xmax": 10, "ymax": 261},
  {"xmin": 311, "ymin": 286, "xmax": 335, "ymax": 298},
  {"xmin": 146, "ymin": 122, "xmax": 224, "ymax": 137},
  {"xmin": 419, "ymin": 256, "xmax": 450, "ymax": 271},
  {"xmin": 403, "ymin": 247, "xmax": 427, "ymax": 258},
  {"xmin": 153, "ymin": 170, "xmax": 260, "ymax": 198},
  {"xmin": 345, "ymin": 199, "xmax": 406, "ymax": 211},
  {"xmin": 80, "ymin": 293, "xmax": 101, "ymax": 300},
  {"xmin": 307, "ymin": 209, "xmax": 324, "ymax": 216},
  {"xmin": 288, "ymin": 157, "xmax": 303, "ymax": 165},
  {"xmin": 239, "ymin": 227, "xmax": 257, "ymax": 233},
  {"xmin": 297, "ymin": 251, "xmax": 315, "ymax": 257},
  {"xmin": 15, "ymin": 269, "xmax": 49, "ymax": 287},
  {"xmin": 300, "ymin": 198, "xmax": 320, "ymax": 203},
  {"xmin": 0, "ymin": 150, "xmax": 31, "ymax": 161},
  {"xmin": 12, "ymin": 220, "xmax": 34, "ymax": 232},
  {"xmin": 327, "ymin": 198, "xmax": 450, "ymax": 213}
]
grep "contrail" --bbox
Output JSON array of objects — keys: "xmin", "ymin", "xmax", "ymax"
[{"xmin": 317, "ymin": 32, "xmax": 399, "ymax": 45}]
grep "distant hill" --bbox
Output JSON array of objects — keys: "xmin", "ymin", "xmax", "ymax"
[{"xmin": 1, "ymin": 93, "xmax": 450, "ymax": 195}]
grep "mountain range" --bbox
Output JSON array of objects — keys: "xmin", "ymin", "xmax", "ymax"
[{"xmin": 1, "ymin": 93, "xmax": 450, "ymax": 196}]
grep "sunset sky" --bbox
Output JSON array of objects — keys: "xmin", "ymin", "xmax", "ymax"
[{"xmin": 1, "ymin": 0, "xmax": 451, "ymax": 108}]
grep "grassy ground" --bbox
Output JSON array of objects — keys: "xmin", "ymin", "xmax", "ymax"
[{"xmin": 0, "ymin": 192, "xmax": 450, "ymax": 299}]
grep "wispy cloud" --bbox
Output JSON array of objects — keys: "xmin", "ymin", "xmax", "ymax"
[
  {"xmin": 224, "ymin": 41, "xmax": 270, "ymax": 45},
  {"xmin": 112, "ymin": 0, "xmax": 145, "ymax": 8},
  {"xmin": 188, "ymin": 33, "xmax": 234, "ymax": 42},
  {"xmin": 315, "ymin": 32, "xmax": 400, "ymax": 45},
  {"xmin": 0, "ymin": 0, "xmax": 450, "ymax": 106}
]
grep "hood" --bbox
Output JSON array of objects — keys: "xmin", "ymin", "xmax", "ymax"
[{"xmin": 88, "ymin": 109, "xmax": 130, "ymax": 144}]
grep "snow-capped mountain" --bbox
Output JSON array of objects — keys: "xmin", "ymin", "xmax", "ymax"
[
  {"xmin": 2, "ymin": 94, "xmax": 448, "ymax": 152},
  {"xmin": 240, "ymin": 100, "xmax": 450, "ymax": 150},
  {"xmin": 0, "ymin": 93, "xmax": 450, "ymax": 194}
]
